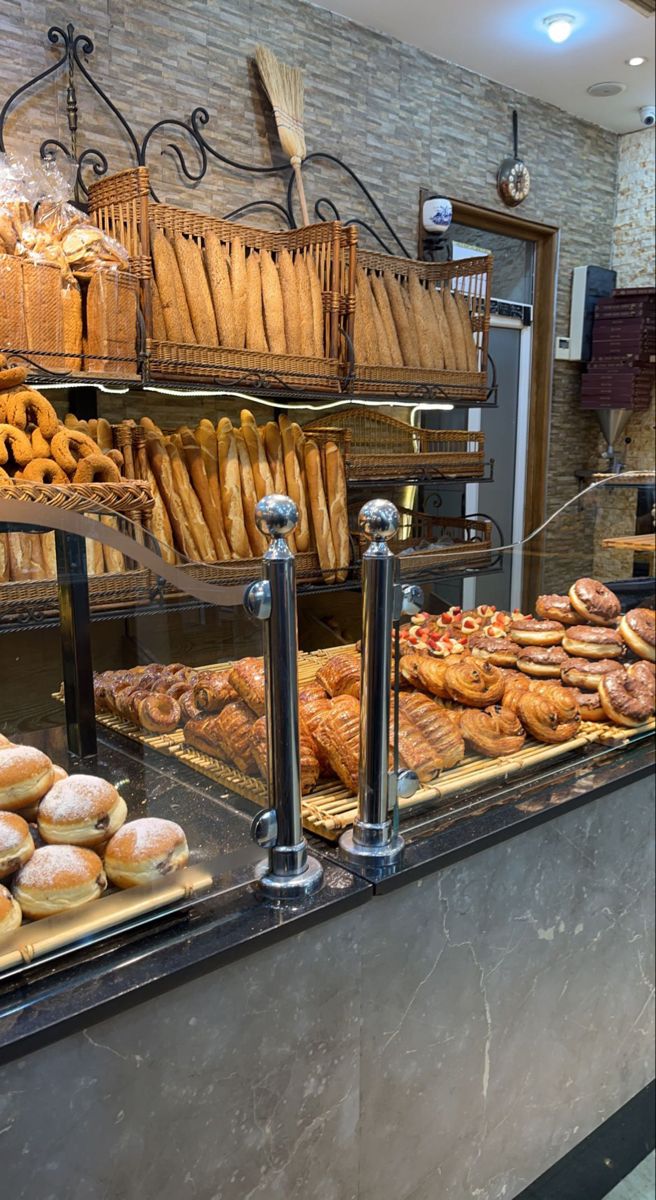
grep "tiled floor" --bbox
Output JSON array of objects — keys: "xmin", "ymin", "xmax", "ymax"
[{"xmin": 606, "ymin": 1154, "xmax": 656, "ymax": 1199}]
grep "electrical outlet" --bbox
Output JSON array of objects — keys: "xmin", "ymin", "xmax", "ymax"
[{"xmin": 555, "ymin": 335, "xmax": 571, "ymax": 360}]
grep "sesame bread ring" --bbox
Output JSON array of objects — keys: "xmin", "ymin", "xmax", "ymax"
[
  {"xmin": 0, "ymin": 883, "xmax": 22, "ymax": 934},
  {"xmin": 30, "ymin": 427, "xmax": 52, "ymax": 459},
  {"xmin": 22, "ymin": 458, "xmax": 69, "ymax": 484},
  {"xmin": 0, "ymin": 363, "xmax": 29, "ymax": 393},
  {"xmin": 619, "ymin": 608, "xmax": 655, "ymax": 663},
  {"xmin": 568, "ymin": 578, "xmax": 621, "ymax": 626},
  {"xmin": 0, "ymin": 812, "xmax": 34, "ymax": 878},
  {"xmin": 0, "ymin": 745, "xmax": 55, "ymax": 812},
  {"xmin": 0, "ymin": 424, "xmax": 33, "ymax": 468},
  {"xmin": 104, "ymin": 818, "xmax": 189, "ymax": 889},
  {"xmin": 4, "ymin": 388, "xmax": 58, "ymax": 439},
  {"xmin": 13, "ymin": 845, "xmax": 107, "ymax": 919},
  {"xmin": 72, "ymin": 453, "xmax": 121, "ymax": 484},
  {"xmin": 38, "ymin": 775, "xmax": 127, "ymax": 848},
  {"xmin": 51, "ymin": 428, "xmax": 101, "ymax": 475}
]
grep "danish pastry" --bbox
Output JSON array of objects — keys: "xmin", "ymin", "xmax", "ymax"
[
  {"xmin": 251, "ymin": 715, "xmax": 321, "ymax": 794},
  {"xmin": 395, "ymin": 711, "xmax": 443, "ymax": 784},
  {"xmin": 443, "ymin": 657, "xmax": 505, "ymax": 707},
  {"xmin": 13, "ymin": 845, "xmax": 107, "ymax": 919},
  {"xmin": 0, "ymin": 812, "xmax": 34, "ymax": 878},
  {"xmin": 460, "ymin": 706, "xmax": 526, "ymax": 757},
  {"xmin": 192, "ymin": 672, "xmax": 238, "ymax": 713},
  {"xmin": 313, "ymin": 695, "xmax": 362, "ymax": 794},
  {"xmin": 619, "ymin": 608, "xmax": 655, "ymax": 663},
  {"xmin": 38, "ymin": 775, "xmax": 127, "ymax": 848},
  {"xmin": 315, "ymin": 654, "xmax": 361, "ymax": 699},
  {"xmin": 568, "ymin": 578, "xmax": 621, "ymax": 626},
  {"xmin": 517, "ymin": 690, "xmax": 580, "ymax": 744},
  {"xmin": 104, "ymin": 818, "xmax": 189, "ymax": 889}
]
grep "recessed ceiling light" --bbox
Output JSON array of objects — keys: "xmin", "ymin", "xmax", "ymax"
[
  {"xmin": 627, "ymin": 56, "xmax": 647, "ymax": 66},
  {"xmin": 543, "ymin": 14, "xmax": 576, "ymax": 43},
  {"xmin": 587, "ymin": 81, "xmax": 627, "ymax": 97}
]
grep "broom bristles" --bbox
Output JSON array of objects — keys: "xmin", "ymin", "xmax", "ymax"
[{"xmin": 256, "ymin": 45, "xmax": 307, "ymax": 161}]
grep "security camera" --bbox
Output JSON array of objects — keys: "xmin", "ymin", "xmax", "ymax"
[{"xmin": 639, "ymin": 105, "xmax": 655, "ymax": 127}]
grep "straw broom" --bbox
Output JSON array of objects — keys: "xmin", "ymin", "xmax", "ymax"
[{"xmin": 256, "ymin": 45, "xmax": 310, "ymax": 226}]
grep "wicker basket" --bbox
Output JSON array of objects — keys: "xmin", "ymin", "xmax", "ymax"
[
  {"xmin": 88, "ymin": 168, "xmax": 354, "ymax": 392},
  {"xmin": 350, "ymin": 249, "xmax": 491, "ymax": 398},
  {"xmin": 304, "ymin": 407, "xmax": 485, "ymax": 482},
  {"xmin": 349, "ymin": 504, "xmax": 492, "ymax": 574},
  {"xmin": 0, "ymin": 255, "xmax": 64, "ymax": 372}
]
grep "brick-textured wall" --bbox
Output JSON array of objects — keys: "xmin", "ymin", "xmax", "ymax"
[{"xmin": 0, "ymin": 0, "xmax": 621, "ymax": 575}]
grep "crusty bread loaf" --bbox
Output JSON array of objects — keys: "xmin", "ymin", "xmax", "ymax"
[
  {"xmin": 0, "ymin": 533, "xmax": 10, "ymax": 583},
  {"xmin": 279, "ymin": 414, "xmax": 310, "ymax": 552},
  {"xmin": 8, "ymin": 533, "xmax": 45, "ymax": 581},
  {"xmin": 85, "ymin": 515, "xmax": 106, "ymax": 577},
  {"xmin": 240, "ymin": 411, "xmax": 275, "ymax": 499},
  {"xmin": 151, "ymin": 228, "xmax": 195, "ymax": 344},
  {"xmin": 278, "ymin": 249, "xmax": 302, "ymax": 356},
  {"xmin": 260, "ymin": 249, "xmax": 286, "ymax": 355},
  {"xmin": 424, "ymin": 285, "xmax": 445, "ymax": 369},
  {"xmin": 371, "ymin": 273, "xmax": 403, "ymax": 366},
  {"xmin": 431, "ymin": 289, "xmax": 457, "ymax": 370},
  {"xmin": 324, "ymin": 441, "xmax": 349, "ymax": 583},
  {"xmin": 441, "ymin": 287, "xmax": 469, "ymax": 370},
  {"xmin": 196, "ymin": 418, "xmax": 230, "ymax": 559},
  {"xmin": 40, "ymin": 531, "xmax": 56, "ymax": 579},
  {"xmin": 167, "ymin": 434, "xmax": 217, "ymax": 562},
  {"xmin": 141, "ymin": 460, "xmax": 175, "ymax": 565},
  {"xmin": 263, "ymin": 421, "xmax": 296, "ymax": 551},
  {"xmin": 217, "ymin": 418, "xmax": 251, "ymax": 560},
  {"xmin": 455, "ymin": 292, "xmax": 479, "ymax": 372},
  {"xmin": 245, "ymin": 251, "xmax": 268, "ymax": 353},
  {"xmin": 204, "ymin": 233, "xmax": 236, "ymax": 349},
  {"xmin": 174, "ymin": 235, "xmax": 218, "ymax": 347},
  {"xmin": 304, "ymin": 438, "xmax": 337, "ymax": 582},
  {"xmin": 384, "ymin": 273, "xmax": 415, "ymax": 366},
  {"xmin": 230, "ymin": 236, "xmax": 247, "ymax": 350},
  {"xmin": 235, "ymin": 429, "xmax": 267, "ymax": 556},
  {"xmin": 180, "ymin": 426, "xmax": 230, "ymax": 560},
  {"xmin": 370, "ymin": 277, "xmax": 392, "ymax": 362},
  {"xmin": 151, "ymin": 277, "xmax": 167, "ymax": 342},
  {"xmin": 305, "ymin": 254, "xmax": 325, "ymax": 358},
  {"xmin": 294, "ymin": 253, "xmax": 316, "ymax": 358},
  {"xmin": 22, "ymin": 260, "xmax": 64, "ymax": 372},
  {"xmin": 408, "ymin": 275, "xmax": 434, "ymax": 369},
  {"xmin": 62, "ymin": 278, "xmax": 82, "ymax": 372},
  {"xmin": 356, "ymin": 268, "xmax": 381, "ymax": 363},
  {"xmin": 141, "ymin": 418, "xmax": 199, "ymax": 561}
]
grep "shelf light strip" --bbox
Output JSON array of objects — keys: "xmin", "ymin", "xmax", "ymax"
[{"xmin": 36, "ymin": 381, "xmax": 455, "ymax": 412}]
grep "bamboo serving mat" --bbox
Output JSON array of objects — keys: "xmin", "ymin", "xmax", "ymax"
[
  {"xmin": 601, "ymin": 534, "xmax": 656, "ymax": 554},
  {"xmin": 61, "ymin": 646, "xmax": 656, "ymax": 842}
]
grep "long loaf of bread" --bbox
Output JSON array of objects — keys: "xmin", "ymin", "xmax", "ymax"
[
  {"xmin": 356, "ymin": 267, "xmax": 381, "ymax": 363},
  {"xmin": 431, "ymin": 289, "xmax": 457, "ymax": 370},
  {"xmin": 263, "ymin": 422, "xmax": 296, "ymax": 551},
  {"xmin": 441, "ymin": 287, "xmax": 468, "ymax": 370},
  {"xmin": 230, "ymin": 235, "xmax": 247, "ymax": 350},
  {"xmin": 305, "ymin": 254, "xmax": 325, "ymax": 358},
  {"xmin": 95, "ymin": 417, "xmax": 126, "ymax": 573},
  {"xmin": 240, "ymin": 410, "xmax": 275, "ymax": 500},
  {"xmin": 455, "ymin": 293, "xmax": 479, "ymax": 372},
  {"xmin": 278, "ymin": 249, "xmax": 302, "ymax": 356},
  {"xmin": 0, "ymin": 533, "xmax": 9, "ymax": 583},
  {"xmin": 151, "ymin": 277, "xmax": 167, "ymax": 342},
  {"xmin": 371, "ymin": 273, "xmax": 403, "ymax": 366},
  {"xmin": 62, "ymin": 279, "xmax": 82, "ymax": 372},
  {"xmin": 408, "ymin": 275, "xmax": 433, "ymax": 369},
  {"xmin": 167, "ymin": 434, "xmax": 217, "ymax": 562},
  {"xmin": 174, "ymin": 235, "xmax": 218, "ymax": 347},
  {"xmin": 180, "ymin": 426, "xmax": 229, "ymax": 560},
  {"xmin": 205, "ymin": 233, "xmax": 237, "ymax": 348},
  {"xmin": 235, "ymin": 429, "xmax": 267, "ymax": 556},
  {"xmin": 141, "ymin": 418, "xmax": 200, "ymax": 561},
  {"xmin": 259, "ymin": 249, "xmax": 286, "ymax": 355},
  {"xmin": 196, "ymin": 419, "xmax": 230, "ymax": 559},
  {"xmin": 304, "ymin": 438, "xmax": 337, "ymax": 582},
  {"xmin": 294, "ymin": 253, "xmax": 316, "ymax": 358},
  {"xmin": 279, "ymin": 414, "xmax": 310, "ymax": 552},
  {"xmin": 384, "ymin": 273, "xmax": 415, "ymax": 366},
  {"xmin": 151, "ymin": 228, "xmax": 195, "ymax": 344},
  {"xmin": 324, "ymin": 441, "xmax": 349, "ymax": 583},
  {"xmin": 217, "ymin": 418, "xmax": 251, "ymax": 559},
  {"xmin": 245, "ymin": 251, "xmax": 268, "ymax": 353}
]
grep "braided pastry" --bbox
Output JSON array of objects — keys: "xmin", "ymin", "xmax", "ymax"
[
  {"xmin": 460, "ymin": 705, "xmax": 526, "ymax": 757},
  {"xmin": 4, "ymin": 388, "xmax": 58, "ymax": 439},
  {"xmin": 22, "ymin": 458, "xmax": 69, "ymax": 484},
  {"xmin": 51, "ymin": 428, "xmax": 101, "ymax": 474},
  {"xmin": 443, "ymin": 656, "xmax": 505, "ymax": 707},
  {"xmin": 30, "ymin": 427, "xmax": 51, "ymax": 458},
  {"xmin": 517, "ymin": 689, "xmax": 580, "ymax": 744},
  {"xmin": 73, "ymin": 453, "xmax": 121, "ymax": 484},
  {"xmin": 0, "ymin": 363, "xmax": 28, "ymax": 393},
  {"xmin": 0, "ymin": 424, "xmax": 33, "ymax": 468}
]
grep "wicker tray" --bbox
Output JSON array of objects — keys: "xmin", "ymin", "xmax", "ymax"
[
  {"xmin": 69, "ymin": 647, "xmax": 654, "ymax": 842},
  {"xmin": 350, "ymin": 249, "xmax": 491, "ymax": 398},
  {"xmin": 349, "ymin": 505, "xmax": 492, "ymax": 574},
  {"xmin": 304, "ymin": 407, "xmax": 485, "ymax": 481},
  {"xmin": 0, "ymin": 480, "xmax": 154, "ymax": 517}
]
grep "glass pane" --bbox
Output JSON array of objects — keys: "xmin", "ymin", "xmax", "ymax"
[{"xmin": 450, "ymin": 224, "xmax": 535, "ymax": 305}]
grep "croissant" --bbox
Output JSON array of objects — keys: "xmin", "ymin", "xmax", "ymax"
[
  {"xmin": 314, "ymin": 695, "xmax": 361, "ymax": 794},
  {"xmin": 394, "ymin": 710, "xmax": 443, "ymax": 784},
  {"xmin": 315, "ymin": 654, "xmax": 361, "ymax": 698},
  {"xmin": 517, "ymin": 690, "xmax": 580, "ymax": 744},
  {"xmin": 251, "ymin": 715, "xmax": 321, "ymax": 794},
  {"xmin": 398, "ymin": 693, "xmax": 465, "ymax": 769},
  {"xmin": 444, "ymin": 656, "xmax": 506, "ymax": 707},
  {"xmin": 228, "ymin": 657, "xmax": 266, "ymax": 715},
  {"xmin": 460, "ymin": 706, "xmax": 526, "ymax": 757},
  {"xmin": 193, "ymin": 671, "xmax": 238, "ymax": 713}
]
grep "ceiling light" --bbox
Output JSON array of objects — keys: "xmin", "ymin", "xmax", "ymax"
[
  {"xmin": 627, "ymin": 56, "xmax": 647, "ymax": 66},
  {"xmin": 543, "ymin": 14, "xmax": 576, "ymax": 43}
]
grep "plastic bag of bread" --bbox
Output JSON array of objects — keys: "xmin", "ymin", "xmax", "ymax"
[
  {"xmin": 33, "ymin": 158, "xmax": 85, "ymax": 242},
  {"xmin": 0, "ymin": 153, "xmax": 36, "ymax": 255},
  {"xmin": 62, "ymin": 224, "xmax": 129, "ymax": 274}
]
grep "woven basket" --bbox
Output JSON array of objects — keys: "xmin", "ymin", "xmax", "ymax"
[
  {"xmin": 0, "ymin": 255, "xmax": 64, "ymax": 372},
  {"xmin": 0, "ymin": 481, "xmax": 154, "ymax": 517},
  {"xmin": 304, "ymin": 407, "xmax": 485, "ymax": 481},
  {"xmin": 88, "ymin": 168, "xmax": 354, "ymax": 392},
  {"xmin": 350, "ymin": 249, "xmax": 491, "ymax": 398},
  {"xmin": 349, "ymin": 504, "xmax": 492, "ymax": 574}
]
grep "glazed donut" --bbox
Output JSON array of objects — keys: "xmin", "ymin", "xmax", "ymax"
[
  {"xmin": 560, "ymin": 657, "xmax": 625, "ymax": 691},
  {"xmin": 535, "ymin": 594, "xmax": 579, "ymax": 625},
  {"xmin": 0, "ymin": 745, "xmax": 55, "ymax": 812},
  {"xmin": 619, "ymin": 608, "xmax": 655, "ymax": 663},
  {"xmin": 137, "ymin": 694, "xmax": 181, "ymax": 734},
  {"xmin": 0, "ymin": 363, "xmax": 28, "ymax": 393},
  {"xmin": 599, "ymin": 669, "xmax": 655, "ymax": 728},
  {"xmin": 13, "ymin": 845, "xmax": 107, "ymax": 919},
  {"xmin": 114, "ymin": 684, "xmax": 145, "ymax": 723},
  {"xmin": 38, "ymin": 775, "xmax": 127, "ymax": 848},
  {"xmin": 468, "ymin": 634, "xmax": 518, "ymax": 668},
  {"xmin": 0, "ymin": 883, "xmax": 22, "ymax": 935},
  {"xmin": 443, "ymin": 656, "xmax": 506, "ymax": 707},
  {"xmin": 570, "ymin": 688, "xmax": 604, "ymax": 722},
  {"xmin": 73, "ymin": 453, "xmax": 121, "ymax": 484},
  {"xmin": 22, "ymin": 458, "xmax": 69, "ymax": 484},
  {"xmin": 0, "ymin": 423, "xmax": 33, "ymax": 468},
  {"xmin": 568, "ymin": 578, "xmax": 621, "ymax": 626},
  {"xmin": 627, "ymin": 660, "xmax": 655, "ymax": 689},
  {"xmin": 51, "ymin": 428, "xmax": 101, "ymax": 475},
  {"xmin": 460, "ymin": 705, "xmax": 526, "ymax": 757},
  {"xmin": 104, "ymin": 818, "xmax": 189, "ymax": 889},
  {"xmin": 0, "ymin": 812, "xmax": 34, "ymax": 878},
  {"xmin": 562, "ymin": 625, "xmax": 624, "ymax": 660},
  {"xmin": 518, "ymin": 689, "xmax": 580, "ymax": 744},
  {"xmin": 509, "ymin": 618, "xmax": 565, "ymax": 647},
  {"xmin": 4, "ymin": 388, "xmax": 58, "ymax": 439},
  {"xmin": 516, "ymin": 646, "xmax": 570, "ymax": 679}
]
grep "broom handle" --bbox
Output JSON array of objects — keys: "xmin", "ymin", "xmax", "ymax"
[{"xmin": 291, "ymin": 156, "xmax": 310, "ymax": 226}]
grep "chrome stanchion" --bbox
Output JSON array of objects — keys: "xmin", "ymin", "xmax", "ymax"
[
  {"xmin": 339, "ymin": 499, "xmax": 423, "ymax": 866},
  {"xmin": 245, "ymin": 495, "xmax": 324, "ymax": 899}
]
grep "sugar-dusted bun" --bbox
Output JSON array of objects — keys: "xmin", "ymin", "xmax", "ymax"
[
  {"xmin": 509, "ymin": 619, "xmax": 565, "ymax": 646},
  {"xmin": 560, "ymin": 657, "xmax": 625, "ymax": 691},
  {"xmin": 0, "ymin": 745, "xmax": 54, "ymax": 812},
  {"xmin": 0, "ymin": 883, "xmax": 22, "ymax": 935},
  {"xmin": 38, "ymin": 775, "xmax": 127, "ymax": 848},
  {"xmin": 0, "ymin": 812, "xmax": 34, "ymax": 879},
  {"xmin": 568, "ymin": 578, "xmax": 621, "ymax": 626},
  {"xmin": 619, "ymin": 608, "xmax": 655, "ymax": 663},
  {"xmin": 51, "ymin": 765, "xmax": 68, "ymax": 784},
  {"xmin": 562, "ymin": 625, "xmax": 624, "ymax": 660},
  {"xmin": 104, "ymin": 818, "xmax": 189, "ymax": 889},
  {"xmin": 516, "ymin": 646, "xmax": 569, "ymax": 678},
  {"xmin": 0, "ymin": 734, "xmax": 13, "ymax": 748},
  {"xmin": 13, "ymin": 845, "xmax": 107, "ymax": 919}
]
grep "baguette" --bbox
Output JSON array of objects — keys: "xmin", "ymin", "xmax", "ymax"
[
  {"xmin": 324, "ymin": 441, "xmax": 349, "ymax": 583},
  {"xmin": 151, "ymin": 277, "xmax": 167, "ymax": 343},
  {"xmin": 141, "ymin": 419, "xmax": 199, "ymax": 561},
  {"xmin": 353, "ymin": 275, "xmax": 371, "ymax": 365},
  {"xmin": 408, "ymin": 275, "xmax": 434, "ymax": 369},
  {"xmin": 370, "ymin": 276, "xmax": 392, "ymax": 363},
  {"xmin": 245, "ymin": 251, "xmax": 268, "ymax": 353},
  {"xmin": 441, "ymin": 287, "xmax": 468, "ymax": 371},
  {"xmin": 304, "ymin": 438, "xmax": 337, "ymax": 583},
  {"xmin": 279, "ymin": 415, "xmax": 310, "ymax": 552},
  {"xmin": 424, "ymin": 286, "xmax": 445, "ymax": 370},
  {"xmin": 295, "ymin": 253, "xmax": 316, "ymax": 358},
  {"xmin": 196, "ymin": 418, "xmax": 230, "ymax": 559},
  {"xmin": 371, "ymin": 273, "xmax": 403, "ymax": 366},
  {"xmin": 278, "ymin": 249, "xmax": 302, "ymax": 356},
  {"xmin": 217, "ymin": 418, "xmax": 251, "ymax": 560},
  {"xmin": 179, "ymin": 426, "xmax": 229, "ymax": 560},
  {"xmin": 94, "ymin": 414, "xmax": 127, "ymax": 571},
  {"xmin": 455, "ymin": 293, "xmax": 479, "ymax": 372},
  {"xmin": 142, "ymin": 461, "xmax": 175, "ymax": 564},
  {"xmin": 240, "ymin": 410, "xmax": 275, "ymax": 499},
  {"xmin": 356, "ymin": 267, "xmax": 381, "ymax": 363},
  {"xmin": 204, "ymin": 233, "xmax": 237, "ymax": 348},
  {"xmin": 151, "ymin": 228, "xmax": 195, "ymax": 344},
  {"xmin": 305, "ymin": 254, "xmax": 325, "ymax": 357},
  {"xmin": 167, "ymin": 434, "xmax": 217, "ymax": 562},
  {"xmin": 235, "ymin": 429, "xmax": 267, "ymax": 556},
  {"xmin": 384, "ymin": 273, "xmax": 415, "ymax": 366},
  {"xmin": 174, "ymin": 235, "xmax": 218, "ymax": 347},
  {"xmin": 230, "ymin": 236, "xmax": 247, "ymax": 350},
  {"xmin": 85, "ymin": 516, "xmax": 105, "ymax": 577},
  {"xmin": 260, "ymin": 249, "xmax": 286, "ymax": 355},
  {"xmin": 431, "ymin": 289, "xmax": 457, "ymax": 371},
  {"xmin": 263, "ymin": 422, "xmax": 296, "ymax": 551}
]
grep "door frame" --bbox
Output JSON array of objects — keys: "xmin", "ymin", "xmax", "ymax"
[{"xmin": 422, "ymin": 195, "xmax": 560, "ymax": 609}]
